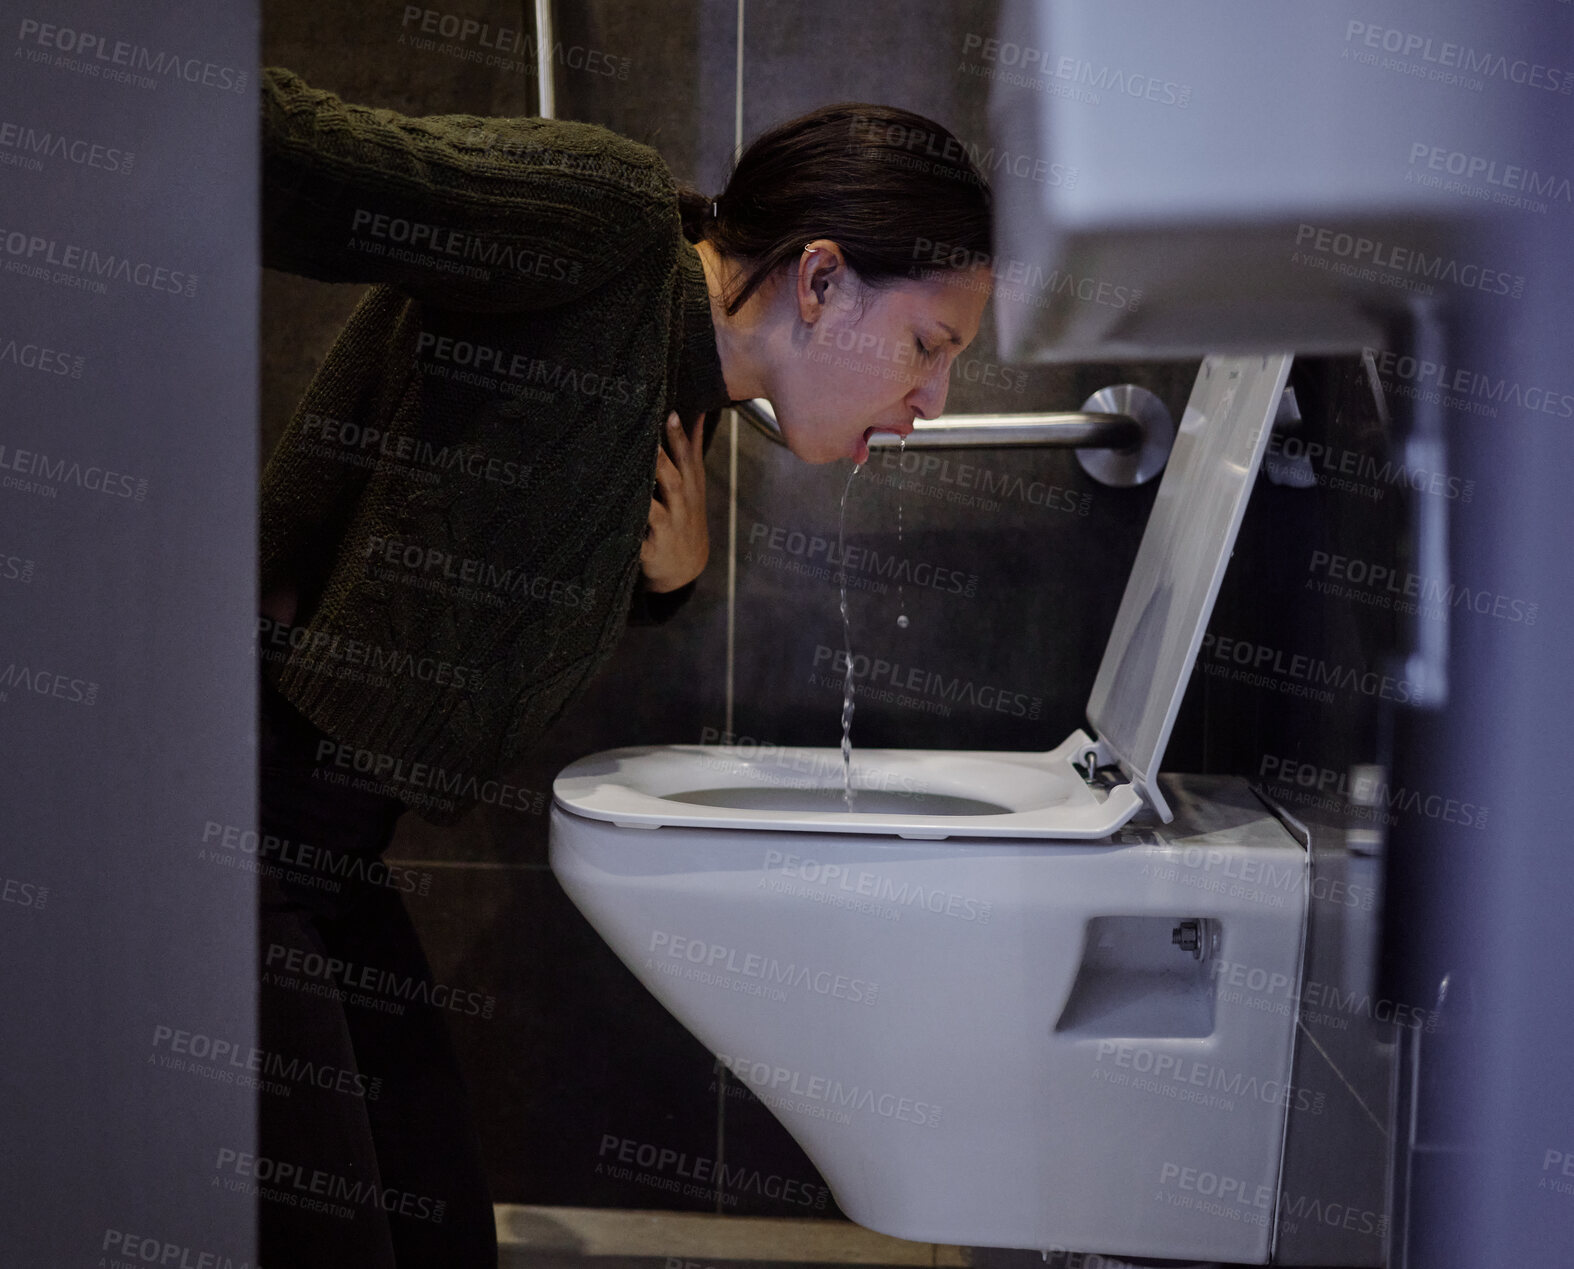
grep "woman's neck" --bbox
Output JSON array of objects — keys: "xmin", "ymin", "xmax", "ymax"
[{"xmin": 694, "ymin": 238, "xmax": 769, "ymax": 403}]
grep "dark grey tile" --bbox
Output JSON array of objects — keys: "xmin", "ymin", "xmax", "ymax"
[{"xmin": 395, "ymin": 862, "xmax": 843, "ymax": 1216}]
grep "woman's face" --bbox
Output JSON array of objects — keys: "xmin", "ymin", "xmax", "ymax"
[{"xmin": 766, "ymin": 247, "xmax": 993, "ymax": 464}]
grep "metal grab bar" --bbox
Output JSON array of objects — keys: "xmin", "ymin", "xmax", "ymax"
[
  {"xmin": 732, "ymin": 386, "xmax": 1176, "ymax": 486},
  {"xmin": 734, "ymin": 398, "xmax": 1143, "ymax": 451}
]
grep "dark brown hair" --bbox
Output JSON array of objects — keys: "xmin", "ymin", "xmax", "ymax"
[{"xmin": 676, "ymin": 103, "xmax": 993, "ymax": 317}]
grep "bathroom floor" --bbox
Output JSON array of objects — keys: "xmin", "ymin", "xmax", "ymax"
[
  {"xmin": 493, "ymin": 1205, "xmax": 967, "ymax": 1269},
  {"xmin": 498, "ymin": 1257, "xmax": 954, "ymax": 1269},
  {"xmin": 492, "ymin": 1206, "xmax": 1234, "ymax": 1269}
]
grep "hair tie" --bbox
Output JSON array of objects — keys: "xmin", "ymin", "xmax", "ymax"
[{"xmin": 710, "ymin": 200, "xmax": 719, "ymax": 220}]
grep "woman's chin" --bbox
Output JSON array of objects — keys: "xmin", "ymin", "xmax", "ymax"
[
  {"xmin": 778, "ymin": 417, "xmax": 868, "ymax": 465},
  {"xmin": 783, "ymin": 431, "xmax": 848, "ymax": 465}
]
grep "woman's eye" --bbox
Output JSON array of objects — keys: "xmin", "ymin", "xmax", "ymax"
[{"xmin": 914, "ymin": 339, "xmax": 932, "ymax": 360}]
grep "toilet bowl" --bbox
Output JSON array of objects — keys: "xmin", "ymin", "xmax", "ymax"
[
  {"xmin": 552, "ymin": 765, "xmax": 1306, "ymax": 1262},
  {"xmin": 550, "ymin": 355, "xmax": 1307, "ymax": 1262}
]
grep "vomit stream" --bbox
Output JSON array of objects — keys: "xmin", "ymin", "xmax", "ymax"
[
  {"xmin": 838, "ymin": 462, "xmax": 861, "ymax": 810},
  {"xmin": 896, "ymin": 434, "xmax": 908, "ymax": 629}
]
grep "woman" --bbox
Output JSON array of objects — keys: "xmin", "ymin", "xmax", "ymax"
[{"xmin": 255, "ymin": 66, "xmax": 993, "ymax": 1267}]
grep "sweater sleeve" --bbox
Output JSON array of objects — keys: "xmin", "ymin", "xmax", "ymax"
[
  {"xmin": 260, "ymin": 66, "xmax": 676, "ymax": 312},
  {"xmin": 627, "ymin": 575, "xmax": 698, "ymax": 626}
]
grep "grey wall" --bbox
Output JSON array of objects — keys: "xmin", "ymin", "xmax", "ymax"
[{"xmin": 0, "ymin": 0, "xmax": 259, "ymax": 1261}]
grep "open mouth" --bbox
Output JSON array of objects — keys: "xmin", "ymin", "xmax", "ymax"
[{"xmin": 853, "ymin": 422, "xmax": 912, "ymax": 463}]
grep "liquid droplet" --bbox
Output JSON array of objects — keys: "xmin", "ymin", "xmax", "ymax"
[
  {"xmin": 838, "ymin": 462, "xmax": 861, "ymax": 811},
  {"xmin": 896, "ymin": 435, "xmax": 907, "ymax": 632}
]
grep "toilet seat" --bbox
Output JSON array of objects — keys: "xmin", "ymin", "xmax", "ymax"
[{"xmin": 552, "ymin": 729, "xmax": 1142, "ymax": 840}]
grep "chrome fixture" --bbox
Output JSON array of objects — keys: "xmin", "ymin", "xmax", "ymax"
[{"xmin": 733, "ymin": 384, "xmax": 1175, "ymax": 487}]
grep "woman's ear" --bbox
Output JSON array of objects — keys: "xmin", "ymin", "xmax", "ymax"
[{"xmin": 796, "ymin": 240, "xmax": 847, "ymax": 317}]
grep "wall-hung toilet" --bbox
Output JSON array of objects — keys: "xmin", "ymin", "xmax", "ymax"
[{"xmin": 550, "ymin": 354, "xmax": 1310, "ymax": 1264}]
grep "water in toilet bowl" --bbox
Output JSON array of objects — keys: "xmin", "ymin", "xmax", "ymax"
[{"xmin": 659, "ymin": 785, "xmax": 1010, "ymax": 815}]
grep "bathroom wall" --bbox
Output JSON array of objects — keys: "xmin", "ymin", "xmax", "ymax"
[
  {"xmin": 1, "ymin": 0, "xmax": 260, "ymax": 1260},
  {"xmin": 260, "ymin": 0, "xmax": 1406, "ymax": 1230}
]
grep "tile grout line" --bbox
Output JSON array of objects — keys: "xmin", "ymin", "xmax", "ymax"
[
  {"xmin": 723, "ymin": 0, "xmax": 746, "ymax": 745},
  {"xmin": 717, "ymin": 0, "xmax": 748, "ymax": 1214}
]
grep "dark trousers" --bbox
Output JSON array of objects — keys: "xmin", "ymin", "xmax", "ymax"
[{"xmin": 257, "ymin": 663, "xmax": 497, "ymax": 1267}]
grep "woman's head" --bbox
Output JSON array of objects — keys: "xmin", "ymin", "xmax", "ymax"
[{"xmin": 678, "ymin": 104, "xmax": 995, "ymax": 463}]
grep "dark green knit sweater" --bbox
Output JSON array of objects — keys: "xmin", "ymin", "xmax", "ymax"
[{"xmin": 258, "ymin": 67, "xmax": 733, "ymax": 826}]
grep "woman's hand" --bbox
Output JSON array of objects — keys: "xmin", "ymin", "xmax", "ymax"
[{"xmin": 640, "ymin": 411, "xmax": 709, "ymax": 592}]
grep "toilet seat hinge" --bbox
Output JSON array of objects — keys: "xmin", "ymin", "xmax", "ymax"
[{"xmin": 1075, "ymin": 734, "xmax": 1121, "ymax": 783}]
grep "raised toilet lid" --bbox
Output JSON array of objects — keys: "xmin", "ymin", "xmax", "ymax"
[{"xmin": 1083, "ymin": 353, "xmax": 1293, "ymax": 821}]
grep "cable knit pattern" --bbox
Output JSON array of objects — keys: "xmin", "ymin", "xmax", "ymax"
[{"xmin": 258, "ymin": 67, "xmax": 732, "ymax": 826}]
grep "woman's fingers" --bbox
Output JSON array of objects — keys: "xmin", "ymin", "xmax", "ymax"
[
  {"xmin": 654, "ymin": 411, "xmax": 706, "ymax": 505},
  {"xmin": 653, "ymin": 440, "xmax": 680, "ymax": 501},
  {"xmin": 639, "ymin": 410, "xmax": 709, "ymax": 592},
  {"xmin": 684, "ymin": 409, "xmax": 706, "ymax": 466},
  {"xmin": 682, "ymin": 417, "xmax": 706, "ymax": 510},
  {"xmin": 641, "ymin": 495, "xmax": 664, "ymax": 552},
  {"xmin": 652, "ymin": 413, "xmax": 683, "ymax": 501}
]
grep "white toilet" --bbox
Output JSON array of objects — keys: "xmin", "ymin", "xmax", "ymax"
[{"xmin": 550, "ymin": 355, "xmax": 1309, "ymax": 1264}]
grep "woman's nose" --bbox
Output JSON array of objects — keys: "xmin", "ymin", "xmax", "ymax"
[{"xmin": 909, "ymin": 366, "xmax": 949, "ymax": 419}]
